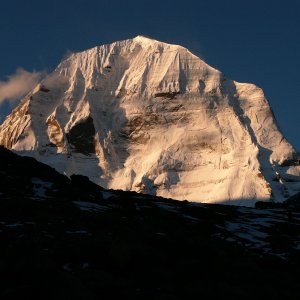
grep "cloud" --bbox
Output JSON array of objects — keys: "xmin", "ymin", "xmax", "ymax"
[{"xmin": 0, "ymin": 68, "xmax": 45, "ymax": 104}]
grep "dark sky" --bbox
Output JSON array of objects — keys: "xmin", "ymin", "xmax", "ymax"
[{"xmin": 1, "ymin": 0, "xmax": 299, "ymax": 150}]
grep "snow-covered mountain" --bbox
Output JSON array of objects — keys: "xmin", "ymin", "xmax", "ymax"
[{"xmin": 1, "ymin": 36, "xmax": 299, "ymax": 206}]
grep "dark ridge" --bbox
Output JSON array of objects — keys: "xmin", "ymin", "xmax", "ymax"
[
  {"xmin": 255, "ymin": 201, "xmax": 286, "ymax": 209},
  {"xmin": 66, "ymin": 116, "xmax": 96, "ymax": 154},
  {"xmin": 0, "ymin": 145, "xmax": 68, "ymax": 185},
  {"xmin": 0, "ymin": 145, "xmax": 102, "ymax": 202},
  {"xmin": 285, "ymin": 192, "xmax": 300, "ymax": 208},
  {"xmin": 1, "ymin": 146, "xmax": 300, "ymax": 299}
]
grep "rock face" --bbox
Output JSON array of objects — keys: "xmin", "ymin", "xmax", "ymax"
[{"xmin": 0, "ymin": 36, "xmax": 299, "ymax": 205}]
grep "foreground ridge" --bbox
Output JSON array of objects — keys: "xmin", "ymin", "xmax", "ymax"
[{"xmin": 1, "ymin": 146, "xmax": 300, "ymax": 299}]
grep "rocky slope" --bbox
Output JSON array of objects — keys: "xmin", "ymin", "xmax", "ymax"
[
  {"xmin": 1, "ymin": 146, "xmax": 300, "ymax": 299},
  {"xmin": 1, "ymin": 36, "xmax": 299, "ymax": 205}
]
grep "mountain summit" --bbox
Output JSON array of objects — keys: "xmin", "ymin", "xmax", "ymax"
[{"xmin": 1, "ymin": 36, "xmax": 299, "ymax": 205}]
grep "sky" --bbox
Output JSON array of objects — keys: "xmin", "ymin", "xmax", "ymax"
[{"xmin": 0, "ymin": 0, "xmax": 299, "ymax": 150}]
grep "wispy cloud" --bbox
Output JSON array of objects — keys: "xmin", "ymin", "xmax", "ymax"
[{"xmin": 0, "ymin": 68, "xmax": 45, "ymax": 104}]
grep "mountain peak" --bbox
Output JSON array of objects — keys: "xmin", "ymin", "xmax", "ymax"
[
  {"xmin": 131, "ymin": 35, "xmax": 188, "ymax": 53},
  {"xmin": 133, "ymin": 35, "xmax": 158, "ymax": 43},
  {"xmin": 0, "ymin": 37, "xmax": 299, "ymax": 206},
  {"xmin": 55, "ymin": 36, "xmax": 219, "ymax": 99},
  {"xmin": 132, "ymin": 35, "xmax": 178, "ymax": 48}
]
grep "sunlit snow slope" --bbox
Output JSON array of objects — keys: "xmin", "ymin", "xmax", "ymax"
[{"xmin": 1, "ymin": 36, "xmax": 299, "ymax": 206}]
